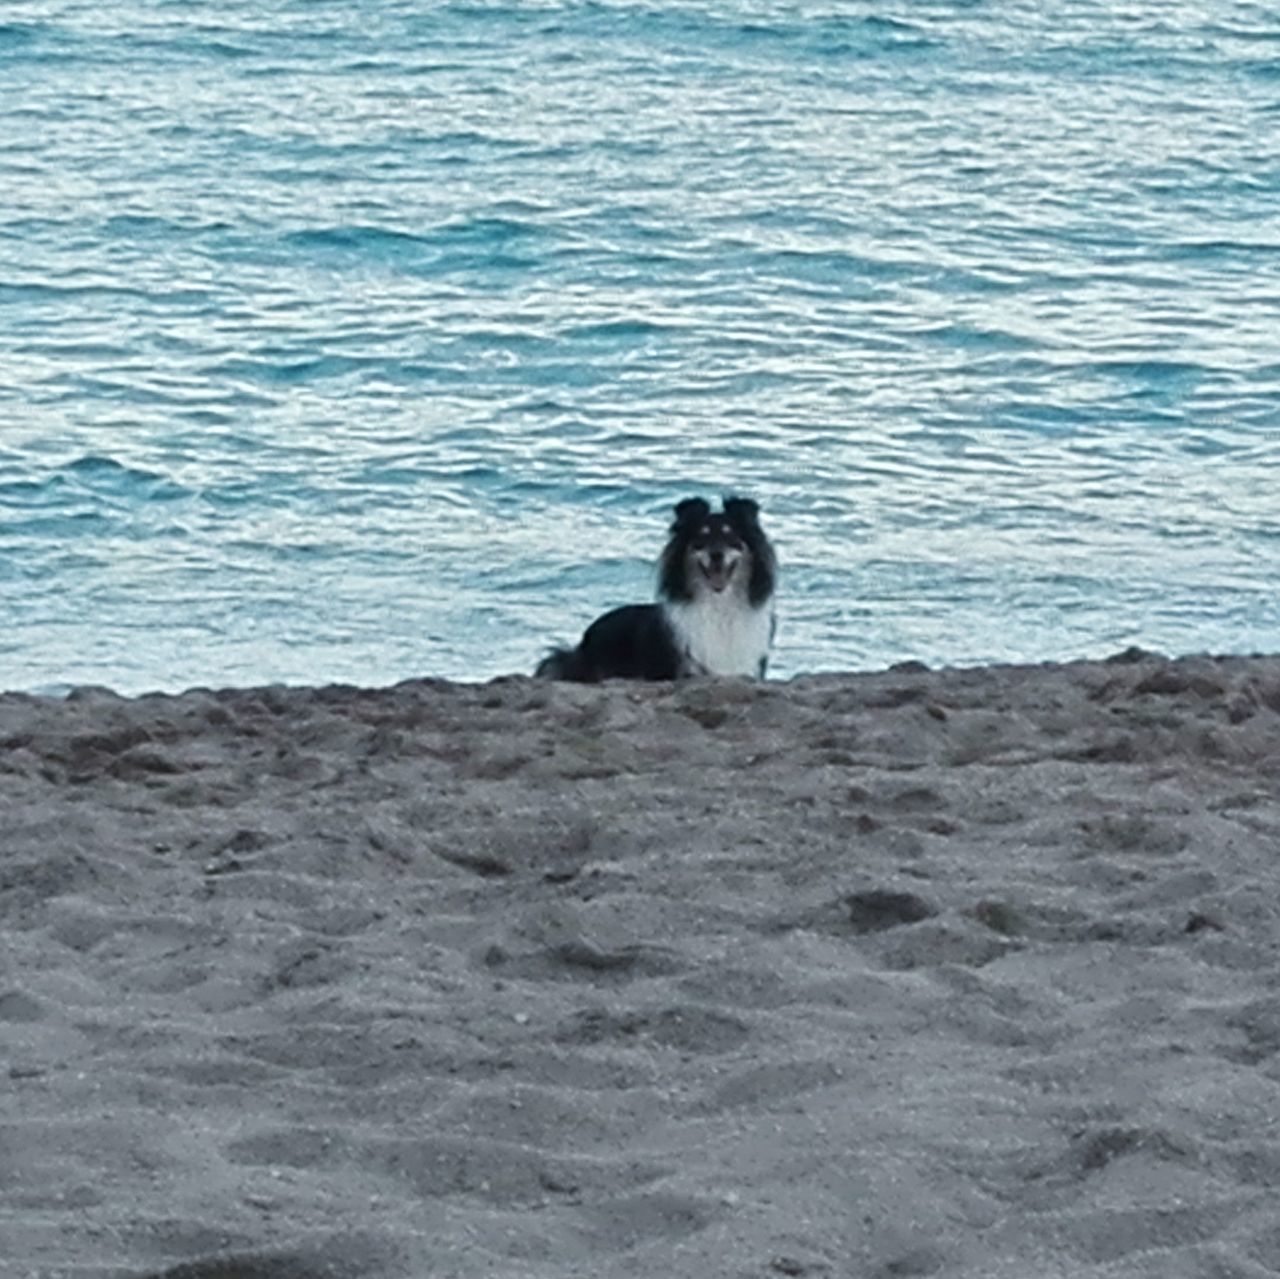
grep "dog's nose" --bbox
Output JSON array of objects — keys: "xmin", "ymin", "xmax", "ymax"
[{"xmin": 708, "ymin": 550, "xmax": 725, "ymax": 568}]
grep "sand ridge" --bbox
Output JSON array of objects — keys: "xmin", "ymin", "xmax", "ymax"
[{"xmin": 3, "ymin": 651, "xmax": 1280, "ymax": 1277}]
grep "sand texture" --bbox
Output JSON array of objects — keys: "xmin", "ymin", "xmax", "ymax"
[{"xmin": 4, "ymin": 651, "xmax": 1280, "ymax": 1279}]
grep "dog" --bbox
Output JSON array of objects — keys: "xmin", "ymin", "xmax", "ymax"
[{"xmin": 535, "ymin": 496, "xmax": 776, "ymax": 682}]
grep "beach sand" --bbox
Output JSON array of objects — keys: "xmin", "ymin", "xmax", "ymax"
[{"xmin": 3, "ymin": 651, "xmax": 1280, "ymax": 1278}]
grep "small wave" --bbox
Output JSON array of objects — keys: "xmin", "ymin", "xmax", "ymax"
[
  {"xmin": 2, "ymin": 511, "xmax": 117, "ymax": 539},
  {"xmin": 0, "ymin": 458, "xmax": 190, "ymax": 517},
  {"xmin": 0, "ymin": 477, "xmax": 71, "ymax": 509},
  {"xmin": 434, "ymin": 213, "xmax": 551, "ymax": 246},
  {"xmin": 913, "ymin": 323, "xmax": 1035, "ymax": 352},
  {"xmin": 66, "ymin": 455, "xmax": 192, "ymax": 503},
  {"xmin": 561, "ymin": 318, "xmax": 680, "ymax": 342},
  {"xmin": 103, "ymin": 214, "xmax": 231, "ymax": 239},
  {"xmin": 291, "ymin": 214, "xmax": 548, "ymax": 252},
  {"xmin": 284, "ymin": 225, "xmax": 430, "ymax": 255},
  {"xmin": 0, "ymin": 22, "xmax": 42, "ymax": 46},
  {"xmin": 732, "ymin": 13, "xmax": 937, "ymax": 54},
  {"xmin": 211, "ymin": 353, "xmax": 376, "ymax": 386},
  {"xmin": 0, "ymin": 458, "xmax": 189, "ymax": 512},
  {"xmin": 1164, "ymin": 239, "xmax": 1280, "ymax": 260},
  {"xmin": 0, "ymin": 280, "xmax": 156, "ymax": 305},
  {"xmin": 1084, "ymin": 359, "xmax": 1207, "ymax": 384},
  {"xmin": 764, "ymin": 246, "xmax": 918, "ymax": 284},
  {"xmin": 281, "ymin": 218, "xmax": 556, "ymax": 279}
]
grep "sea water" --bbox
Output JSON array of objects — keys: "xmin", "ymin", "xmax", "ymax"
[{"xmin": 2, "ymin": 0, "xmax": 1277, "ymax": 695}]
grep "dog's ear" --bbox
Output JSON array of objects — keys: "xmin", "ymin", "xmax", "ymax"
[
  {"xmin": 672, "ymin": 497, "xmax": 711, "ymax": 529},
  {"xmin": 724, "ymin": 496, "xmax": 775, "ymax": 607}
]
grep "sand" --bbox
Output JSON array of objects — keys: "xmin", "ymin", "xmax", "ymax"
[{"xmin": 3, "ymin": 650, "xmax": 1280, "ymax": 1279}]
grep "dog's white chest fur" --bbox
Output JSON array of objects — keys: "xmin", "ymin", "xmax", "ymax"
[{"xmin": 664, "ymin": 593, "xmax": 774, "ymax": 678}]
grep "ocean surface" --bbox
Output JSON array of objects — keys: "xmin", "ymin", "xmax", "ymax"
[{"xmin": 2, "ymin": 0, "xmax": 1277, "ymax": 695}]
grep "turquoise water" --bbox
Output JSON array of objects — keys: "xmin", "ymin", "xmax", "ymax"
[{"xmin": 2, "ymin": 0, "xmax": 1277, "ymax": 694}]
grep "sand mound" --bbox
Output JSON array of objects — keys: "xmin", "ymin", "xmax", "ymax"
[{"xmin": 3, "ymin": 652, "xmax": 1280, "ymax": 1277}]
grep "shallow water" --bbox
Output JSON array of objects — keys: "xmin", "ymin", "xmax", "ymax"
[{"xmin": 2, "ymin": 0, "xmax": 1277, "ymax": 694}]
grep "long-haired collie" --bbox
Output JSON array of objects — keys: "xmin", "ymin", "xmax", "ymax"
[{"xmin": 536, "ymin": 496, "xmax": 777, "ymax": 682}]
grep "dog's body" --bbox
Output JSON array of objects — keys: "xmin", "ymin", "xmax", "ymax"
[{"xmin": 536, "ymin": 497, "xmax": 776, "ymax": 682}]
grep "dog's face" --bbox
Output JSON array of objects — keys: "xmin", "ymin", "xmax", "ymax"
[
  {"xmin": 687, "ymin": 515, "xmax": 748, "ymax": 594},
  {"xmin": 661, "ymin": 495, "xmax": 772, "ymax": 607}
]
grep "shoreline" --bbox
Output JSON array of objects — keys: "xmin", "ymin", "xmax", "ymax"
[
  {"xmin": 4, "ymin": 649, "xmax": 1280, "ymax": 1276},
  {"xmin": 7, "ymin": 642, "xmax": 1277, "ymax": 704}
]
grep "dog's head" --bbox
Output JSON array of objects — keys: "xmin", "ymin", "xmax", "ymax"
[{"xmin": 660, "ymin": 496, "xmax": 774, "ymax": 604}]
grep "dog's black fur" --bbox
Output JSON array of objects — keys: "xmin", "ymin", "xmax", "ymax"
[{"xmin": 535, "ymin": 496, "xmax": 776, "ymax": 682}]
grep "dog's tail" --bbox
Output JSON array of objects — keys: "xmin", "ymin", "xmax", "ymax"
[{"xmin": 535, "ymin": 646, "xmax": 581, "ymax": 680}]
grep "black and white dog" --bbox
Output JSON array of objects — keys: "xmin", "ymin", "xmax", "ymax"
[{"xmin": 536, "ymin": 496, "xmax": 776, "ymax": 682}]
